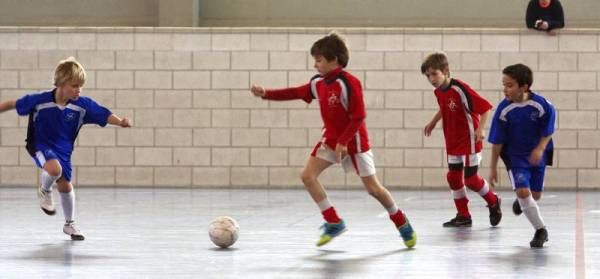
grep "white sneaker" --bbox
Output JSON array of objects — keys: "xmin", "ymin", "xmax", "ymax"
[
  {"xmin": 63, "ymin": 222, "xmax": 85, "ymax": 241},
  {"xmin": 37, "ymin": 186, "xmax": 56, "ymax": 215}
]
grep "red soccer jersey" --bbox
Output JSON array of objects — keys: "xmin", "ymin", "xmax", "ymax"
[
  {"xmin": 263, "ymin": 67, "xmax": 370, "ymax": 154},
  {"xmin": 434, "ymin": 78, "xmax": 492, "ymax": 155}
]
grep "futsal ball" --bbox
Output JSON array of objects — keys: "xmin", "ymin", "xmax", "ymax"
[{"xmin": 208, "ymin": 216, "xmax": 239, "ymax": 248}]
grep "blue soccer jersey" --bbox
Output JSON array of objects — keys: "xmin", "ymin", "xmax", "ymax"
[
  {"xmin": 16, "ymin": 89, "xmax": 112, "ymax": 159},
  {"xmin": 488, "ymin": 92, "xmax": 555, "ymax": 168}
]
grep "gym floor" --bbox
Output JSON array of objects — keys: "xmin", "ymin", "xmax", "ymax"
[{"xmin": 0, "ymin": 187, "xmax": 596, "ymax": 278}]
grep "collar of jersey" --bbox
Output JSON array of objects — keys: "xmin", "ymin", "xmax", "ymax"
[
  {"xmin": 437, "ymin": 78, "xmax": 453, "ymax": 92},
  {"xmin": 322, "ymin": 66, "xmax": 343, "ymax": 83},
  {"xmin": 51, "ymin": 88, "xmax": 74, "ymax": 106}
]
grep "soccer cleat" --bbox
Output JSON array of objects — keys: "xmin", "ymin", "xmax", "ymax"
[
  {"xmin": 397, "ymin": 217, "xmax": 417, "ymax": 248},
  {"xmin": 316, "ymin": 220, "xmax": 347, "ymax": 246},
  {"xmin": 512, "ymin": 199, "xmax": 523, "ymax": 215},
  {"xmin": 37, "ymin": 186, "xmax": 56, "ymax": 216},
  {"xmin": 443, "ymin": 214, "xmax": 472, "ymax": 227},
  {"xmin": 488, "ymin": 194, "xmax": 502, "ymax": 227},
  {"xmin": 530, "ymin": 227, "xmax": 548, "ymax": 248},
  {"xmin": 63, "ymin": 222, "xmax": 85, "ymax": 241}
]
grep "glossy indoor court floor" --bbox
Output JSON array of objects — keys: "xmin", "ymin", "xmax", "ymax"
[{"xmin": 0, "ymin": 187, "xmax": 597, "ymax": 278}]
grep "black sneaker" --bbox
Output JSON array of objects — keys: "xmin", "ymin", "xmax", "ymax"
[
  {"xmin": 512, "ymin": 199, "xmax": 522, "ymax": 215},
  {"xmin": 530, "ymin": 227, "xmax": 548, "ymax": 248},
  {"xmin": 443, "ymin": 214, "xmax": 472, "ymax": 227},
  {"xmin": 488, "ymin": 195, "xmax": 502, "ymax": 227}
]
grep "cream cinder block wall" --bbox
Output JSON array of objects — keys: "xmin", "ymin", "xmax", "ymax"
[{"xmin": 0, "ymin": 27, "xmax": 598, "ymax": 189}]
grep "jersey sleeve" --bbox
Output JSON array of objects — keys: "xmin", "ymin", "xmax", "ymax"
[
  {"xmin": 337, "ymin": 76, "xmax": 366, "ymax": 145},
  {"xmin": 465, "ymin": 85, "xmax": 492, "ymax": 114},
  {"xmin": 487, "ymin": 104, "xmax": 507, "ymax": 144},
  {"xmin": 263, "ymin": 83, "xmax": 313, "ymax": 103},
  {"xmin": 15, "ymin": 94, "xmax": 40, "ymax": 116},
  {"xmin": 82, "ymin": 98, "xmax": 112, "ymax": 127},
  {"xmin": 541, "ymin": 99, "xmax": 556, "ymax": 137}
]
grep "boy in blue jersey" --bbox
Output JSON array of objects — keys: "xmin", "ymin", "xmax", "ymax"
[
  {"xmin": 488, "ymin": 64, "xmax": 555, "ymax": 248},
  {"xmin": 0, "ymin": 57, "xmax": 131, "ymax": 240}
]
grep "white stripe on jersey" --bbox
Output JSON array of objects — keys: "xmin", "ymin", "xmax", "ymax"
[
  {"xmin": 452, "ymin": 85, "xmax": 471, "ymax": 113},
  {"xmin": 336, "ymin": 79, "xmax": 349, "ymax": 111},
  {"xmin": 452, "ymin": 85, "xmax": 476, "ymax": 153},
  {"xmin": 33, "ymin": 102, "xmax": 58, "ymax": 120},
  {"xmin": 355, "ymin": 133, "xmax": 361, "ymax": 152},
  {"xmin": 310, "ymin": 77, "xmax": 323, "ymax": 100},
  {"xmin": 66, "ymin": 103, "xmax": 87, "ymax": 130},
  {"xmin": 499, "ymin": 100, "xmax": 545, "ymax": 122}
]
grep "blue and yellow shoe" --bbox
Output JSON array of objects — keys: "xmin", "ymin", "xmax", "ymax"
[
  {"xmin": 398, "ymin": 217, "xmax": 416, "ymax": 248},
  {"xmin": 316, "ymin": 220, "xmax": 347, "ymax": 247}
]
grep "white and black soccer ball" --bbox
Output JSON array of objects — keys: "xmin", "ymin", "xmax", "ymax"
[{"xmin": 208, "ymin": 216, "xmax": 239, "ymax": 248}]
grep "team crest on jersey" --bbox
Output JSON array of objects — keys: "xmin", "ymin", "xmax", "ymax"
[
  {"xmin": 328, "ymin": 91, "xmax": 340, "ymax": 107},
  {"xmin": 65, "ymin": 112, "xmax": 76, "ymax": 121},
  {"xmin": 448, "ymin": 98, "xmax": 459, "ymax": 112},
  {"xmin": 530, "ymin": 111, "xmax": 539, "ymax": 121}
]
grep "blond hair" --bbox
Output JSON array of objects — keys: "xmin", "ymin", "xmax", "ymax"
[{"xmin": 54, "ymin": 56, "xmax": 86, "ymax": 87}]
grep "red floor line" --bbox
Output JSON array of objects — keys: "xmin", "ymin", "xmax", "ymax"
[{"xmin": 575, "ymin": 192, "xmax": 586, "ymax": 279}]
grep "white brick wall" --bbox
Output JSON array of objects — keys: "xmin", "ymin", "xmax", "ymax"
[{"xmin": 0, "ymin": 27, "xmax": 598, "ymax": 189}]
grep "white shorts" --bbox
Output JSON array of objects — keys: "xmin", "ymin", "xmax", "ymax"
[
  {"xmin": 447, "ymin": 152, "xmax": 482, "ymax": 167},
  {"xmin": 312, "ymin": 143, "xmax": 376, "ymax": 177}
]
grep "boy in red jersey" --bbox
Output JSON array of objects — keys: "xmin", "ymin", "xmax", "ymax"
[
  {"xmin": 250, "ymin": 32, "xmax": 416, "ymax": 248},
  {"xmin": 421, "ymin": 52, "xmax": 502, "ymax": 228}
]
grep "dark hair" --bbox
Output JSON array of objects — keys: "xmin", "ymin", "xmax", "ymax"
[
  {"xmin": 310, "ymin": 32, "xmax": 349, "ymax": 67},
  {"xmin": 503, "ymin": 63, "xmax": 533, "ymax": 90},
  {"xmin": 421, "ymin": 52, "xmax": 449, "ymax": 74}
]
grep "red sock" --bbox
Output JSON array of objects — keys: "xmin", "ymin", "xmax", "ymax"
[
  {"xmin": 322, "ymin": 207, "xmax": 341, "ymax": 223},
  {"xmin": 483, "ymin": 191, "xmax": 498, "ymax": 206},
  {"xmin": 454, "ymin": 198, "xmax": 470, "ymax": 218},
  {"xmin": 465, "ymin": 175, "xmax": 498, "ymax": 206},
  {"xmin": 389, "ymin": 210, "xmax": 406, "ymax": 227}
]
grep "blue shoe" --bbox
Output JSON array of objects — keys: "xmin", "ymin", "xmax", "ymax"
[
  {"xmin": 316, "ymin": 220, "xmax": 347, "ymax": 246},
  {"xmin": 398, "ymin": 217, "xmax": 416, "ymax": 248}
]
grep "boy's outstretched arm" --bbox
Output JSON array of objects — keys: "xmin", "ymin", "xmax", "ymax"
[
  {"xmin": 0, "ymin": 100, "xmax": 16, "ymax": 113},
  {"xmin": 107, "ymin": 114, "xmax": 131, "ymax": 128},
  {"xmin": 250, "ymin": 84, "xmax": 312, "ymax": 103},
  {"xmin": 250, "ymin": 85, "xmax": 266, "ymax": 97}
]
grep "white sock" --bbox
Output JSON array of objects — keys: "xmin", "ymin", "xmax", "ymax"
[
  {"xmin": 60, "ymin": 191, "xmax": 75, "ymax": 223},
  {"xmin": 317, "ymin": 198, "xmax": 333, "ymax": 212},
  {"xmin": 386, "ymin": 204, "xmax": 399, "ymax": 215},
  {"xmin": 478, "ymin": 180, "xmax": 490, "ymax": 196},
  {"xmin": 518, "ymin": 195, "xmax": 545, "ymax": 230},
  {"xmin": 40, "ymin": 171, "xmax": 60, "ymax": 192},
  {"xmin": 451, "ymin": 187, "xmax": 467, "ymax": 199}
]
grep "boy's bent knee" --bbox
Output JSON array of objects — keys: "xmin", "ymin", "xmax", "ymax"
[
  {"xmin": 515, "ymin": 188, "xmax": 531, "ymax": 199},
  {"xmin": 300, "ymin": 171, "xmax": 317, "ymax": 185},
  {"xmin": 447, "ymin": 170, "xmax": 463, "ymax": 190}
]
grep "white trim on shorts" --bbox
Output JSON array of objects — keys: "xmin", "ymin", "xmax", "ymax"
[
  {"xmin": 34, "ymin": 151, "xmax": 47, "ymax": 168},
  {"xmin": 447, "ymin": 152, "xmax": 482, "ymax": 167},
  {"xmin": 314, "ymin": 144, "xmax": 376, "ymax": 177}
]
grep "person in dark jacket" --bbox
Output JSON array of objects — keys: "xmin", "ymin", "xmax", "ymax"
[{"xmin": 526, "ymin": 0, "xmax": 565, "ymax": 34}]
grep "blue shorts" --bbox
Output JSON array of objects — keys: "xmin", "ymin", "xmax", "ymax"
[
  {"xmin": 32, "ymin": 149, "xmax": 72, "ymax": 182},
  {"xmin": 507, "ymin": 167, "xmax": 546, "ymax": 193}
]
